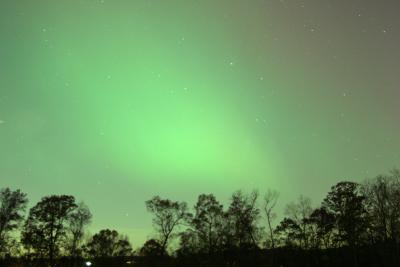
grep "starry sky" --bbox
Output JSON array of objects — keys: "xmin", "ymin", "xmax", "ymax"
[{"xmin": 1, "ymin": 0, "xmax": 399, "ymax": 248}]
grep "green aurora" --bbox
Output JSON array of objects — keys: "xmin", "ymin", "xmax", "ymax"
[{"xmin": 1, "ymin": 0, "xmax": 399, "ymax": 247}]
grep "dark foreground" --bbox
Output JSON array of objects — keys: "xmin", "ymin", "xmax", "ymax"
[{"xmin": 1, "ymin": 244, "xmax": 399, "ymax": 267}]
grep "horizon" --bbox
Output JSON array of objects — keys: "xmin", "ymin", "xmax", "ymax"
[{"xmin": 4, "ymin": 169, "xmax": 398, "ymax": 250}]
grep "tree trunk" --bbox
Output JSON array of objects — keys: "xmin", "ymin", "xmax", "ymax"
[
  {"xmin": 161, "ymin": 235, "xmax": 169, "ymax": 257},
  {"xmin": 50, "ymin": 244, "xmax": 54, "ymax": 267},
  {"xmin": 267, "ymin": 216, "xmax": 275, "ymax": 249}
]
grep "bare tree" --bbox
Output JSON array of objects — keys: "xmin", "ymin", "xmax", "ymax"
[
  {"xmin": 362, "ymin": 169, "xmax": 400, "ymax": 242},
  {"xmin": 67, "ymin": 201, "xmax": 92, "ymax": 265},
  {"xmin": 146, "ymin": 196, "xmax": 192, "ymax": 255},
  {"xmin": 263, "ymin": 189, "xmax": 279, "ymax": 248},
  {"xmin": 285, "ymin": 195, "xmax": 313, "ymax": 248}
]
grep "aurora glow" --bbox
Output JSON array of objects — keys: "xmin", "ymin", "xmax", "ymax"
[{"xmin": 1, "ymin": 0, "xmax": 399, "ymax": 247}]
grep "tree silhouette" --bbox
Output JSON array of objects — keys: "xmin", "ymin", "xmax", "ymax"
[
  {"xmin": 85, "ymin": 229, "xmax": 132, "ymax": 258},
  {"xmin": 274, "ymin": 217, "xmax": 302, "ymax": 247},
  {"xmin": 308, "ymin": 207, "xmax": 335, "ymax": 248},
  {"xmin": 362, "ymin": 170, "xmax": 400, "ymax": 243},
  {"xmin": 225, "ymin": 190, "xmax": 261, "ymax": 249},
  {"xmin": 0, "ymin": 188, "xmax": 28, "ymax": 256},
  {"xmin": 323, "ymin": 181, "xmax": 367, "ymax": 267},
  {"xmin": 139, "ymin": 239, "xmax": 164, "ymax": 257},
  {"xmin": 263, "ymin": 189, "xmax": 279, "ymax": 249},
  {"xmin": 284, "ymin": 195, "xmax": 313, "ymax": 248},
  {"xmin": 21, "ymin": 195, "xmax": 77, "ymax": 267},
  {"xmin": 3, "ymin": 168, "xmax": 400, "ymax": 267},
  {"xmin": 145, "ymin": 196, "xmax": 191, "ymax": 256},
  {"xmin": 323, "ymin": 181, "xmax": 366, "ymax": 247},
  {"xmin": 177, "ymin": 229, "xmax": 200, "ymax": 256},
  {"xmin": 66, "ymin": 201, "xmax": 92, "ymax": 266},
  {"xmin": 191, "ymin": 194, "xmax": 224, "ymax": 254}
]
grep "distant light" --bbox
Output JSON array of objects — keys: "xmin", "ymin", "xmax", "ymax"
[{"xmin": 85, "ymin": 261, "xmax": 92, "ymax": 266}]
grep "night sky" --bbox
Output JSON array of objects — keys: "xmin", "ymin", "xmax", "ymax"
[{"xmin": 1, "ymin": 0, "xmax": 399, "ymax": 247}]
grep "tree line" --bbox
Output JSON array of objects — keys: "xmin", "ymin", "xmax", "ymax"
[{"xmin": 1, "ymin": 168, "xmax": 400, "ymax": 267}]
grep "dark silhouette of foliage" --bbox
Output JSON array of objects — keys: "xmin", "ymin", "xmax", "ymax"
[
  {"xmin": 274, "ymin": 217, "xmax": 302, "ymax": 247},
  {"xmin": 2, "ymin": 168, "xmax": 400, "ymax": 267},
  {"xmin": 191, "ymin": 194, "xmax": 224, "ymax": 254},
  {"xmin": 21, "ymin": 195, "xmax": 77, "ymax": 267},
  {"xmin": 322, "ymin": 181, "xmax": 367, "ymax": 247},
  {"xmin": 177, "ymin": 228, "xmax": 199, "ymax": 256},
  {"xmin": 0, "ymin": 188, "xmax": 28, "ymax": 256},
  {"xmin": 139, "ymin": 239, "xmax": 164, "ymax": 257},
  {"xmin": 308, "ymin": 207, "xmax": 335, "ymax": 248},
  {"xmin": 85, "ymin": 229, "xmax": 132, "ymax": 258},
  {"xmin": 322, "ymin": 181, "xmax": 367, "ymax": 267},
  {"xmin": 224, "ymin": 190, "xmax": 261, "ymax": 249}
]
